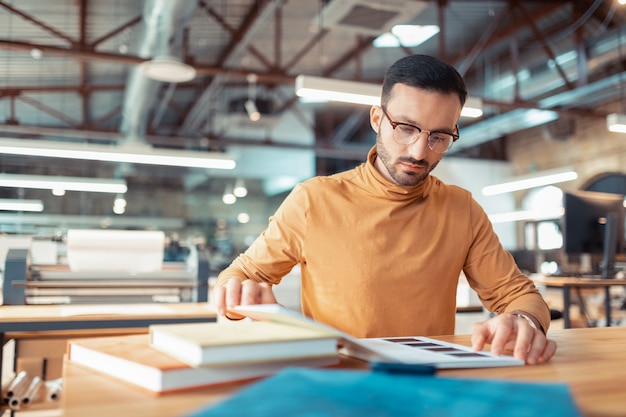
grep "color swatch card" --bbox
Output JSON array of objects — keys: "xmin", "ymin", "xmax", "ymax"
[{"xmin": 354, "ymin": 336, "xmax": 523, "ymax": 368}]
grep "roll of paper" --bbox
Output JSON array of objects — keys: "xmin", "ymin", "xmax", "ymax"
[
  {"xmin": 21, "ymin": 376, "xmax": 43, "ymax": 406},
  {"xmin": 66, "ymin": 229, "xmax": 165, "ymax": 273}
]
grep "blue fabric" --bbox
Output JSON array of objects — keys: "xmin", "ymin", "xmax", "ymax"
[{"xmin": 185, "ymin": 367, "xmax": 582, "ymax": 417}]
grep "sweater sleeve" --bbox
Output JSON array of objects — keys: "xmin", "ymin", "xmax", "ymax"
[
  {"xmin": 463, "ymin": 197, "xmax": 551, "ymax": 333},
  {"xmin": 215, "ymin": 184, "xmax": 308, "ymax": 289}
]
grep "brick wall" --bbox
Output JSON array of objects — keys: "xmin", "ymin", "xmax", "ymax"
[{"xmin": 507, "ymin": 109, "xmax": 626, "ymax": 194}]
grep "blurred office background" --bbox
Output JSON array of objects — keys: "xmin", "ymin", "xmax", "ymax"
[{"xmin": 0, "ymin": 0, "xmax": 625, "ymax": 287}]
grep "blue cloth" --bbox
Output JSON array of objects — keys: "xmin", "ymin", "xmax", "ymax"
[{"xmin": 184, "ymin": 368, "xmax": 582, "ymax": 417}]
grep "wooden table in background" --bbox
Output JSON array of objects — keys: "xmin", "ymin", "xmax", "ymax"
[
  {"xmin": 0, "ymin": 303, "xmax": 217, "ymax": 391},
  {"xmin": 60, "ymin": 327, "xmax": 626, "ymax": 417},
  {"xmin": 533, "ymin": 275, "xmax": 626, "ymax": 328}
]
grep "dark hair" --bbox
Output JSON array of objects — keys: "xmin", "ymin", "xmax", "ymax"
[{"xmin": 381, "ymin": 55, "xmax": 467, "ymax": 107}]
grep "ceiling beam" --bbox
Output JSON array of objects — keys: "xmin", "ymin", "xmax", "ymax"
[
  {"xmin": 456, "ymin": 6, "xmax": 509, "ymax": 76},
  {"xmin": 91, "ymin": 15, "xmax": 142, "ymax": 48},
  {"xmin": 203, "ymin": 4, "xmax": 275, "ymax": 71},
  {"xmin": 180, "ymin": 0, "xmax": 286, "ymax": 134},
  {"xmin": 17, "ymin": 96, "xmax": 82, "ymax": 128},
  {"xmin": 0, "ymin": 85, "xmax": 126, "ymax": 94},
  {"xmin": 0, "ymin": 39, "xmax": 145, "ymax": 65},
  {"xmin": 511, "ymin": 0, "xmax": 575, "ymax": 90},
  {"xmin": 0, "ymin": 1, "xmax": 75, "ymax": 44},
  {"xmin": 0, "ymin": 124, "xmax": 371, "ymax": 160},
  {"xmin": 450, "ymin": 3, "xmax": 563, "ymax": 75},
  {"xmin": 321, "ymin": 36, "xmax": 376, "ymax": 78},
  {"xmin": 0, "ymin": 39, "xmax": 295, "ymax": 85}
]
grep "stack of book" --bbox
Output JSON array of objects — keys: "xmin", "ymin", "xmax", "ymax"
[
  {"xmin": 67, "ymin": 304, "xmax": 528, "ymax": 395},
  {"xmin": 66, "ymin": 319, "xmax": 340, "ymax": 395}
]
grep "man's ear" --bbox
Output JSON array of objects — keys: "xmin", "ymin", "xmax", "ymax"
[{"xmin": 370, "ymin": 106, "xmax": 382, "ymax": 133}]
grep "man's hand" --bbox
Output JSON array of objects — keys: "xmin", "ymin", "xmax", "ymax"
[
  {"xmin": 471, "ymin": 312, "xmax": 557, "ymax": 365},
  {"xmin": 212, "ymin": 278, "xmax": 277, "ymax": 320}
]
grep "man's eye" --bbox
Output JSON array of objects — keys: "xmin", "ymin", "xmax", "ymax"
[
  {"xmin": 430, "ymin": 133, "xmax": 449, "ymax": 142},
  {"xmin": 398, "ymin": 124, "xmax": 418, "ymax": 135}
]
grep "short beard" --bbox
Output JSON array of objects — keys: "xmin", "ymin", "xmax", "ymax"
[{"xmin": 376, "ymin": 133, "xmax": 438, "ymax": 187}]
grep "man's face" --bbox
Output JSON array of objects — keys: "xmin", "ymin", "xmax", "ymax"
[{"xmin": 370, "ymin": 84, "xmax": 462, "ymax": 187}]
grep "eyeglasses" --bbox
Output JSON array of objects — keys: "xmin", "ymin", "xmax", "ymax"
[{"xmin": 380, "ymin": 107, "xmax": 459, "ymax": 154}]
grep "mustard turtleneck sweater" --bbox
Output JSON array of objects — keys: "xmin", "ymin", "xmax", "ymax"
[{"xmin": 216, "ymin": 146, "xmax": 550, "ymax": 338}]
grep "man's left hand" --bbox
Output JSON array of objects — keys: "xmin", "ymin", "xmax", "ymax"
[{"xmin": 471, "ymin": 312, "xmax": 557, "ymax": 365}]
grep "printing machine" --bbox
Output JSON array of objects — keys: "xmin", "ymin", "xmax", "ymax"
[{"xmin": 1, "ymin": 234, "xmax": 210, "ymax": 306}]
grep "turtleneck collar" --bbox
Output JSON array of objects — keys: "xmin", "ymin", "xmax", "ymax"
[{"xmin": 358, "ymin": 145, "xmax": 433, "ymax": 201}]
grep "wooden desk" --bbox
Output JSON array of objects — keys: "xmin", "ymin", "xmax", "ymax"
[
  {"xmin": 0, "ymin": 303, "xmax": 217, "ymax": 390},
  {"xmin": 59, "ymin": 327, "xmax": 626, "ymax": 417},
  {"xmin": 533, "ymin": 275, "xmax": 626, "ymax": 328},
  {"xmin": 0, "ymin": 303, "xmax": 216, "ymax": 333}
]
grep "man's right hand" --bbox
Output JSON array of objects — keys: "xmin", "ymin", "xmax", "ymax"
[{"xmin": 212, "ymin": 278, "xmax": 278, "ymax": 320}]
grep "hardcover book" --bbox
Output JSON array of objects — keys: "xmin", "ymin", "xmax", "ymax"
[
  {"xmin": 230, "ymin": 304, "xmax": 525, "ymax": 369},
  {"xmin": 148, "ymin": 320, "xmax": 339, "ymax": 367},
  {"xmin": 67, "ymin": 334, "xmax": 339, "ymax": 395}
]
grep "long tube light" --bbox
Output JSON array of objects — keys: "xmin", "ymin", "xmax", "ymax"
[
  {"xmin": 0, "ymin": 139, "xmax": 236, "ymax": 170},
  {"xmin": 0, "ymin": 198, "xmax": 44, "ymax": 212},
  {"xmin": 295, "ymin": 75, "xmax": 382, "ymax": 106},
  {"xmin": 461, "ymin": 97, "xmax": 483, "ymax": 118},
  {"xmin": 0, "ymin": 213, "xmax": 184, "ymax": 228},
  {"xmin": 482, "ymin": 167, "xmax": 578, "ymax": 196},
  {"xmin": 0, "ymin": 174, "xmax": 128, "ymax": 194},
  {"xmin": 294, "ymin": 75, "xmax": 483, "ymax": 117},
  {"xmin": 488, "ymin": 207, "xmax": 565, "ymax": 223}
]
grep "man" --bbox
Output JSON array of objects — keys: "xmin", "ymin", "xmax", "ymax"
[{"xmin": 213, "ymin": 54, "xmax": 557, "ymax": 365}]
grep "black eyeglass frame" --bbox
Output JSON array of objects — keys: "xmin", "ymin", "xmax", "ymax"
[{"xmin": 380, "ymin": 106, "xmax": 460, "ymax": 153}]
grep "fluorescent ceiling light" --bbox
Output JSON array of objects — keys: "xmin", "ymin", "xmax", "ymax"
[
  {"xmin": 222, "ymin": 184, "xmax": 236, "ymax": 205},
  {"xmin": 0, "ymin": 173, "xmax": 128, "ymax": 194},
  {"xmin": 295, "ymin": 75, "xmax": 483, "ymax": 118},
  {"xmin": 139, "ymin": 55, "xmax": 197, "ymax": 83},
  {"xmin": 0, "ymin": 213, "xmax": 184, "ymax": 229},
  {"xmin": 244, "ymin": 99, "xmax": 261, "ymax": 122},
  {"xmin": 295, "ymin": 75, "xmax": 381, "ymax": 106},
  {"xmin": 113, "ymin": 194, "xmax": 127, "ymax": 215},
  {"xmin": 237, "ymin": 212, "xmax": 250, "ymax": 223},
  {"xmin": 461, "ymin": 97, "xmax": 483, "ymax": 118},
  {"xmin": 0, "ymin": 198, "xmax": 44, "ymax": 212},
  {"xmin": 488, "ymin": 207, "xmax": 565, "ymax": 223},
  {"xmin": 607, "ymin": 113, "xmax": 626, "ymax": 133},
  {"xmin": 233, "ymin": 179, "xmax": 248, "ymax": 197},
  {"xmin": 482, "ymin": 167, "xmax": 578, "ymax": 196},
  {"xmin": 373, "ymin": 25, "xmax": 440, "ymax": 48},
  {"xmin": 0, "ymin": 139, "xmax": 236, "ymax": 170}
]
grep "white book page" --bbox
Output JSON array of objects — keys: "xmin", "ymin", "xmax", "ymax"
[
  {"xmin": 353, "ymin": 336, "xmax": 524, "ymax": 368},
  {"xmin": 231, "ymin": 304, "xmax": 524, "ymax": 369}
]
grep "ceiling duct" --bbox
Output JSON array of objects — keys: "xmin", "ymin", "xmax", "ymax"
[
  {"xmin": 458, "ymin": 25, "xmax": 626, "ymax": 150},
  {"xmin": 120, "ymin": 0, "xmax": 199, "ymax": 145},
  {"xmin": 313, "ymin": 0, "xmax": 427, "ymax": 35}
]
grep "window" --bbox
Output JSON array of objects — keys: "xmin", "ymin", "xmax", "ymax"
[{"xmin": 522, "ymin": 186, "xmax": 563, "ymax": 250}]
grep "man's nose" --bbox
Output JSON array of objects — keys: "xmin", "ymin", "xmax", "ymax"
[{"xmin": 406, "ymin": 131, "xmax": 431, "ymax": 159}]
